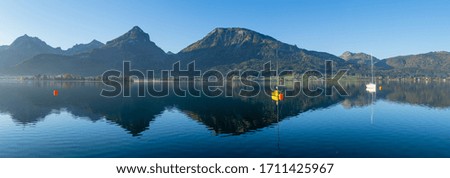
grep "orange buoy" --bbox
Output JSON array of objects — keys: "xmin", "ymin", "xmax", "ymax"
[
  {"xmin": 278, "ymin": 93, "xmax": 284, "ymax": 101},
  {"xmin": 53, "ymin": 90, "xmax": 59, "ymax": 96},
  {"xmin": 379, "ymin": 86, "xmax": 382, "ymax": 91}
]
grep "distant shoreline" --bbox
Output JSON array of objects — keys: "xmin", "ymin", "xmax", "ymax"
[{"xmin": 1, "ymin": 76, "xmax": 446, "ymax": 83}]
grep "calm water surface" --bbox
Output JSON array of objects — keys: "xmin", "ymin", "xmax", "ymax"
[{"xmin": 0, "ymin": 80, "xmax": 450, "ymax": 157}]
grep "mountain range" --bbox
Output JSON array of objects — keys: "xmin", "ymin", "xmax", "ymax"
[{"xmin": 0, "ymin": 26, "xmax": 449, "ymax": 77}]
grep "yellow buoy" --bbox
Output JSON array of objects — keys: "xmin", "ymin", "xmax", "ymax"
[
  {"xmin": 379, "ymin": 86, "xmax": 382, "ymax": 91},
  {"xmin": 271, "ymin": 90, "xmax": 279, "ymax": 101}
]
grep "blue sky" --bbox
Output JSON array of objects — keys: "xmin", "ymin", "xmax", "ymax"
[{"xmin": 0, "ymin": 0, "xmax": 449, "ymax": 59}]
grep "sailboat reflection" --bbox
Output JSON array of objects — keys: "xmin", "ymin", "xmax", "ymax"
[
  {"xmin": 272, "ymin": 86, "xmax": 284, "ymax": 154},
  {"xmin": 367, "ymin": 86, "xmax": 376, "ymax": 124}
]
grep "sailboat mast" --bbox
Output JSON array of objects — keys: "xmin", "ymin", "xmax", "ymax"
[
  {"xmin": 276, "ymin": 49, "xmax": 279, "ymax": 85},
  {"xmin": 371, "ymin": 55, "xmax": 374, "ymax": 83}
]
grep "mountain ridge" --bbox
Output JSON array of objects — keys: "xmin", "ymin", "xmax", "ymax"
[
  {"xmin": 377, "ymin": 51, "xmax": 450, "ymax": 77},
  {"xmin": 65, "ymin": 40, "xmax": 105, "ymax": 55},
  {"xmin": 178, "ymin": 27, "xmax": 344, "ymax": 71},
  {"xmin": 1, "ymin": 26, "xmax": 449, "ymax": 77}
]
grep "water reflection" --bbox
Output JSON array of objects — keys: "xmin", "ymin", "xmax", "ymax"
[{"xmin": 0, "ymin": 80, "xmax": 449, "ymax": 136}]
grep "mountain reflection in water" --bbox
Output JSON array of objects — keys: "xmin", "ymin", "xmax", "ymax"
[
  {"xmin": 1, "ymin": 80, "xmax": 450, "ymax": 158},
  {"xmin": 1, "ymin": 81, "xmax": 449, "ymax": 136}
]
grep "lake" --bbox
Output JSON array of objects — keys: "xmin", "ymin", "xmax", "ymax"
[{"xmin": 0, "ymin": 80, "xmax": 450, "ymax": 157}]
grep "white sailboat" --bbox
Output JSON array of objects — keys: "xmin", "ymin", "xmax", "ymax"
[{"xmin": 366, "ymin": 55, "xmax": 376, "ymax": 93}]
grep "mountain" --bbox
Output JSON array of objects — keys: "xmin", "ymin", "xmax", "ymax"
[
  {"xmin": 384, "ymin": 51, "xmax": 450, "ymax": 70},
  {"xmin": 12, "ymin": 26, "xmax": 171, "ymax": 76},
  {"xmin": 340, "ymin": 51, "xmax": 380, "ymax": 65},
  {"xmin": 339, "ymin": 51, "xmax": 450, "ymax": 77},
  {"xmin": 0, "ymin": 35, "xmax": 63, "ymax": 69},
  {"xmin": 65, "ymin": 40, "xmax": 104, "ymax": 55},
  {"xmin": 105, "ymin": 26, "xmax": 152, "ymax": 48},
  {"xmin": 339, "ymin": 51, "xmax": 389, "ymax": 76},
  {"xmin": 83, "ymin": 26, "xmax": 170, "ymax": 72},
  {"xmin": 377, "ymin": 51, "xmax": 450, "ymax": 77},
  {"xmin": 177, "ymin": 28, "xmax": 345, "ymax": 72}
]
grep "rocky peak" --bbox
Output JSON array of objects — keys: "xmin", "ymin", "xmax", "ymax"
[
  {"xmin": 181, "ymin": 27, "xmax": 284, "ymax": 52},
  {"xmin": 10, "ymin": 35, "xmax": 51, "ymax": 50},
  {"xmin": 340, "ymin": 51, "xmax": 379, "ymax": 61},
  {"xmin": 105, "ymin": 26, "xmax": 151, "ymax": 48}
]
